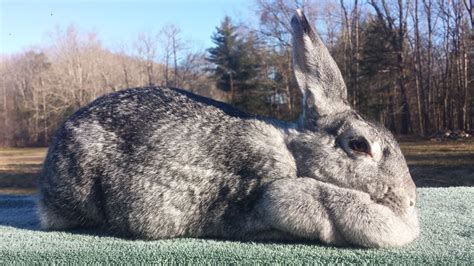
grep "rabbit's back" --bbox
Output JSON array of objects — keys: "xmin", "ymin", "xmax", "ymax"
[{"xmin": 38, "ymin": 87, "xmax": 297, "ymax": 239}]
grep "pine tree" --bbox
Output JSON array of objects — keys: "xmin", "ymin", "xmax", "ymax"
[
  {"xmin": 206, "ymin": 16, "xmax": 240, "ymax": 103},
  {"xmin": 206, "ymin": 17, "xmax": 264, "ymax": 107},
  {"xmin": 359, "ymin": 19, "xmax": 399, "ymax": 132},
  {"xmin": 208, "ymin": 17, "xmax": 299, "ymax": 119}
]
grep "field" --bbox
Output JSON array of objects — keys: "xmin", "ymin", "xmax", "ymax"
[
  {"xmin": 0, "ymin": 141, "xmax": 473, "ymax": 195},
  {"xmin": 0, "ymin": 148, "xmax": 45, "ymax": 195}
]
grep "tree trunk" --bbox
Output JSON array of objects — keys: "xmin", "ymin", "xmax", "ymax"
[
  {"xmin": 397, "ymin": 0, "xmax": 412, "ymax": 135},
  {"xmin": 423, "ymin": 0, "xmax": 433, "ymax": 134},
  {"xmin": 414, "ymin": 0, "xmax": 426, "ymax": 135},
  {"xmin": 353, "ymin": 0, "xmax": 360, "ymax": 110}
]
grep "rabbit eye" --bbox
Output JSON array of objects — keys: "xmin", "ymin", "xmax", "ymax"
[{"xmin": 348, "ymin": 139, "xmax": 371, "ymax": 155}]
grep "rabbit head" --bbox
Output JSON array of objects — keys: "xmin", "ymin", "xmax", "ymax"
[{"xmin": 289, "ymin": 10, "xmax": 416, "ymax": 215}]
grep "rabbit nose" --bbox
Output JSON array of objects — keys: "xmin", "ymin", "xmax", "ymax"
[
  {"xmin": 404, "ymin": 172, "xmax": 417, "ymax": 202},
  {"xmin": 407, "ymin": 192, "xmax": 416, "ymax": 208}
]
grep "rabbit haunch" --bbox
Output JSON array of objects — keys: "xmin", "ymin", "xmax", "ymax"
[{"xmin": 38, "ymin": 10, "xmax": 419, "ymax": 248}]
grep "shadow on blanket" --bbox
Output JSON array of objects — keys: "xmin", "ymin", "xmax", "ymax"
[
  {"xmin": 0, "ymin": 194, "xmax": 39, "ymax": 230},
  {"xmin": 0, "ymin": 194, "xmax": 129, "ymax": 239},
  {"xmin": 0, "ymin": 194, "xmax": 334, "ymax": 246}
]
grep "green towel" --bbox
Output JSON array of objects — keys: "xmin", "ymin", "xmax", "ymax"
[{"xmin": 0, "ymin": 187, "xmax": 472, "ymax": 263}]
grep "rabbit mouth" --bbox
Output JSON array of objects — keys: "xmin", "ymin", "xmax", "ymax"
[{"xmin": 371, "ymin": 187, "xmax": 412, "ymax": 215}]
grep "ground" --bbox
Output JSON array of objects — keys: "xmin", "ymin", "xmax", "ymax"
[
  {"xmin": 0, "ymin": 148, "xmax": 44, "ymax": 195},
  {"xmin": 0, "ymin": 140, "xmax": 473, "ymax": 195}
]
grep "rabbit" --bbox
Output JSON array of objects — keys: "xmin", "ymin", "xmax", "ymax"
[{"xmin": 37, "ymin": 10, "xmax": 419, "ymax": 248}]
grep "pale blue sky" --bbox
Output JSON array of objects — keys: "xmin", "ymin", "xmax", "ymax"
[{"xmin": 0, "ymin": 0, "xmax": 255, "ymax": 55}]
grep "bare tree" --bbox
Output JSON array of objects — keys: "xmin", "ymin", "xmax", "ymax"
[
  {"xmin": 135, "ymin": 32, "xmax": 159, "ymax": 86},
  {"xmin": 340, "ymin": 0, "xmax": 361, "ymax": 109},
  {"xmin": 255, "ymin": 0, "xmax": 319, "ymax": 119},
  {"xmin": 370, "ymin": 0, "xmax": 413, "ymax": 134},
  {"xmin": 1, "ymin": 1, "xmax": 474, "ymax": 146},
  {"xmin": 159, "ymin": 24, "xmax": 184, "ymax": 87},
  {"xmin": 463, "ymin": 0, "xmax": 473, "ymax": 130}
]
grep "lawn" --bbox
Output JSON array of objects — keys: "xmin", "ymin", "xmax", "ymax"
[
  {"xmin": 0, "ymin": 140, "xmax": 472, "ymax": 195},
  {"xmin": 0, "ymin": 148, "xmax": 46, "ymax": 195},
  {"xmin": 400, "ymin": 140, "xmax": 474, "ymax": 187}
]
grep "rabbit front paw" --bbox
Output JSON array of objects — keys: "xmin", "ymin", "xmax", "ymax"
[{"xmin": 372, "ymin": 186, "xmax": 409, "ymax": 215}]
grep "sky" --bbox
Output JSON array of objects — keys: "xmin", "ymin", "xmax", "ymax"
[{"xmin": 0, "ymin": 0, "xmax": 255, "ymax": 55}]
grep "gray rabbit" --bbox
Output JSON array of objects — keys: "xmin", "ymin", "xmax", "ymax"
[{"xmin": 38, "ymin": 10, "xmax": 419, "ymax": 248}]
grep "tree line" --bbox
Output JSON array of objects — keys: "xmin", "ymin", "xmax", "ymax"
[{"xmin": 1, "ymin": 0, "xmax": 473, "ymax": 147}]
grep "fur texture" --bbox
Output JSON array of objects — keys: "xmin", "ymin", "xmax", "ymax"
[{"xmin": 38, "ymin": 10, "xmax": 419, "ymax": 248}]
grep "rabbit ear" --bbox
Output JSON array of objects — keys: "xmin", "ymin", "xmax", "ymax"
[{"xmin": 291, "ymin": 9, "xmax": 350, "ymax": 129}]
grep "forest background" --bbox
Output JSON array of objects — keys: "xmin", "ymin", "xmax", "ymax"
[{"xmin": 1, "ymin": 0, "xmax": 473, "ymax": 147}]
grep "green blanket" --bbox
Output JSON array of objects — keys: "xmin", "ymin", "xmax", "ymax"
[{"xmin": 0, "ymin": 187, "xmax": 472, "ymax": 264}]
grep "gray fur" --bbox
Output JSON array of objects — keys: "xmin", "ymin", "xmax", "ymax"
[{"xmin": 37, "ymin": 10, "xmax": 419, "ymax": 248}]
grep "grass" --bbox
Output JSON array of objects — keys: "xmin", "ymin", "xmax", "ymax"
[
  {"xmin": 0, "ymin": 140, "xmax": 473, "ymax": 195},
  {"xmin": 0, "ymin": 148, "xmax": 46, "ymax": 195},
  {"xmin": 399, "ymin": 140, "xmax": 474, "ymax": 187}
]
